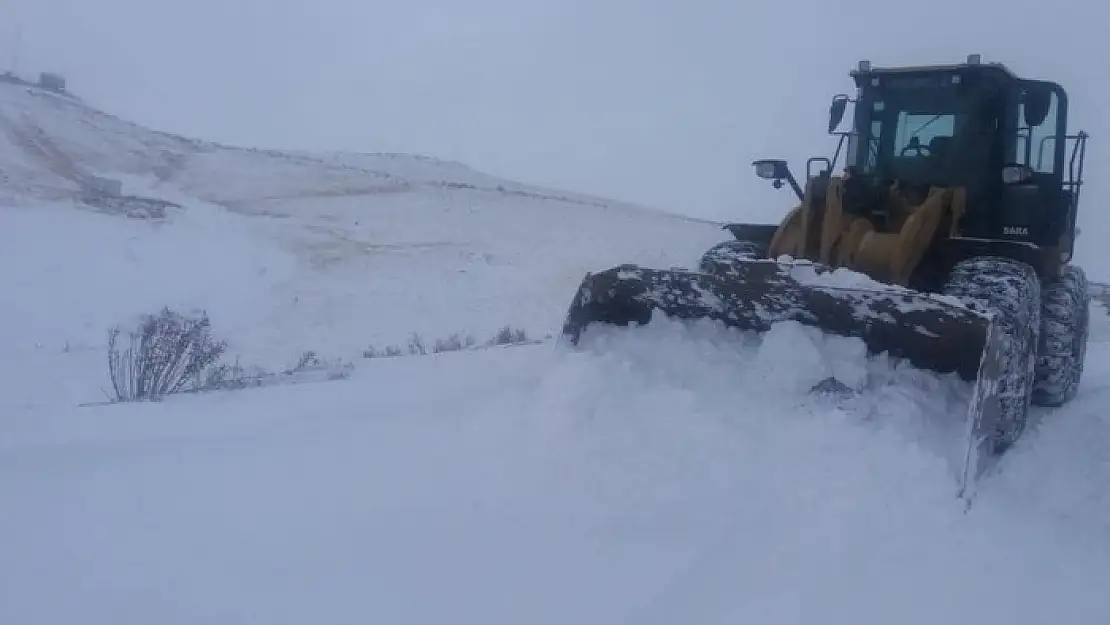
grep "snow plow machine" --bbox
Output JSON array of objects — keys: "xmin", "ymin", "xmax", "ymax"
[{"xmin": 561, "ymin": 55, "xmax": 1091, "ymax": 498}]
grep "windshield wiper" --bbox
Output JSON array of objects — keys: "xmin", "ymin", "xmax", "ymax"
[{"xmin": 906, "ymin": 113, "xmax": 945, "ymax": 145}]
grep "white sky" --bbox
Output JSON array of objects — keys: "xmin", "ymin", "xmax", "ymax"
[{"xmin": 1, "ymin": 0, "xmax": 1108, "ymax": 229}]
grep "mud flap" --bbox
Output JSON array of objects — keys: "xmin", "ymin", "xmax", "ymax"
[{"xmin": 561, "ymin": 259, "xmax": 1004, "ymax": 498}]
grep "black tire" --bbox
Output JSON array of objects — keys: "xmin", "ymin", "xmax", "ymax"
[
  {"xmin": 1032, "ymin": 264, "xmax": 1090, "ymax": 407},
  {"xmin": 698, "ymin": 239, "xmax": 767, "ymax": 276},
  {"xmin": 941, "ymin": 256, "xmax": 1041, "ymax": 454}
]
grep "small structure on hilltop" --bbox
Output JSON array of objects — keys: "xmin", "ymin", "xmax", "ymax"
[{"xmin": 38, "ymin": 72, "xmax": 65, "ymax": 93}]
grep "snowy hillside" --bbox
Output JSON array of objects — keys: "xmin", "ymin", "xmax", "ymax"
[
  {"xmin": 0, "ymin": 80, "xmax": 693, "ymax": 211},
  {"xmin": 2, "ymin": 81, "xmax": 1110, "ymax": 625},
  {"xmin": 0, "ymin": 79, "xmax": 725, "ymax": 388}
]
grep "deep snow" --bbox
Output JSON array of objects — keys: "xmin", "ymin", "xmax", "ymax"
[
  {"xmin": 1, "ymin": 80, "xmax": 1109, "ymax": 624},
  {"xmin": 3, "ymin": 316, "xmax": 1109, "ymax": 625}
]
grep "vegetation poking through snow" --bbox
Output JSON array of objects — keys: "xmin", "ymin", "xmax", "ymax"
[
  {"xmin": 104, "ymin": 312, "xmax": 536, "ymax": 405},
  {"xmin": 105, "ymin": 309, "xmax": 358, "ymax": 403},
  {"xmin": 490, "ymin": 325, "xmax": 529, "ymax": 346},
  {"xmin": 106, "ymin": 308, "xmax": 227, "ymax": 402},
  {"xmin": 364, "ymin": 325, "xmax": 537, "ymax": 359},
  {"xmin": 198, "ymin": 350, "xmax": 354, "ymax": 393}
]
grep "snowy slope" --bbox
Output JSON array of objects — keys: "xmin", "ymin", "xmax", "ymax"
[
  {"xmin": 0, "ymin": 80, "xmax": 691, "ymax": 214},
  {"xmin": 0, "ymin": 79, "xmax": 726, "ymax": 392},
  {"xmin": 1, "ymin": 81, "xmax": 1109, "ymax": 625}
]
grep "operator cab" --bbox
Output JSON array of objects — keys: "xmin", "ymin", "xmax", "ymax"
[
  {"xmin": 750, "ymin": 55, "xmax": 1088, "ymax": 267},
  {"xmin": 828, "ymin": 55, "xmax": 1085, "ymax": 255}
]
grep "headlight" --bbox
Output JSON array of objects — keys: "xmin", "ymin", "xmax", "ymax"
[
  {"xmin": 752, "ymin": 159, "xmax": 786, "ymax": 180},
  {"xmin": 755, "ymin": 162, "xmax": 779, "ymax": 179}
]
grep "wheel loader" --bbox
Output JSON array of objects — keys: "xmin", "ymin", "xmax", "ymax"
[{"xmin": 561, "ymin": 55, "xmax": 1090, "ymax": 497}]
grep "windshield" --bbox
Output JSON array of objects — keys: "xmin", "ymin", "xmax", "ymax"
[
  {"xmin": 856, "ymin": 82, "xmax": 995, "ymax": 186},
  {"xmin": 894, "ymin": 113, "xmax": 955, "ymax": 155}
]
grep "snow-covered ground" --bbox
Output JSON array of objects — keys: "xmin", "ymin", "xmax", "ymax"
[
  {"xmin": 1, "ymin": 80, "xmax": 1109, "ymax": 624},
  {"xmin": 4, "ymin": 311, "xmax": 1109, "ymax": 624}
]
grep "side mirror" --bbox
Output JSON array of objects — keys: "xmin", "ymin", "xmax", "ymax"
[
  {"xmin": 828, "ymin": 95, "xmax": 849, "ymax": 134},
  {"xmin": 1023, "ymin": 86, "xmax": 1052, "ymax": 127}
]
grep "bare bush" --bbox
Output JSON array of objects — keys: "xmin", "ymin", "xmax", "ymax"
[
  {"xmin": 199, "ymin": 356, "xmax": 255, "ymax": 391},
  {"xmin": 107, "ymin": 308, "xmax": 227, "ymax": 402},
  {"xmin": 408, "ymin": 333, "xmax": 427, "ymax": 355},
  {"xmin": 363, "ymin": 326, "xmax": 533, "ymax": 360},
  {"xmin": 433, "ymin": 333, "xmax": 476, "ymax": 353},
  {"xmin": 364, "ymin": 344, "xmax": 404, "ymax": 359},
  {"xmin": 293, "ymin": 350, "xmax": 320, "ymax": 371},
  {"xmin": 488, "ymin": 325, "xmax": 529, "ymax": 346}
]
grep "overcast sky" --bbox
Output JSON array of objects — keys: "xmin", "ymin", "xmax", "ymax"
[{"xmin": 2, "ymin": 0, "xmax": 1107, "ymax": 231}]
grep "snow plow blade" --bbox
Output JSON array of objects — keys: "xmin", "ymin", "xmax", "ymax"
[{"xmin": 560, "ymin": 258, "xmax": 1005, "ymax": 498}]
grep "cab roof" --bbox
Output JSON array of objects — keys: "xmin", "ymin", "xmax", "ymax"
[{"xmin": 850, "ymin": 58, "xmax": 1020, "ymax": 89}]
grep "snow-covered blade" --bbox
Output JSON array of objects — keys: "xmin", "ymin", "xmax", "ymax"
[{"xmin": 561, "ymin": 258, "xmax": 1006, "ymax": 496}]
